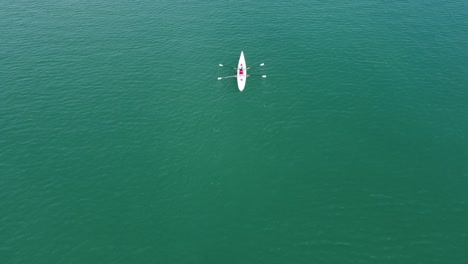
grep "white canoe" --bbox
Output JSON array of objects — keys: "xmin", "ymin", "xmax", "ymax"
[{"xmin": 237, "ymin": 51, "xmax": 247, "ymax": 91}]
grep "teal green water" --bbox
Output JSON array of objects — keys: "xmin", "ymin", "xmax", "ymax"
[{"xmin": 1, "ymin": 0, "xmax": 468, "ymax": 263}]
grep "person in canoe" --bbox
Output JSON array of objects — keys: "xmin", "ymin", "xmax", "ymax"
[{"xmin": 239, "ymin": 64, "xmax": 244, "ymax": 75}]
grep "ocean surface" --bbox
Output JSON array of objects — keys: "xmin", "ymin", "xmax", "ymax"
[{"xmin": 1, "ymin": 0, "xmax": 468, "ymax": 263}]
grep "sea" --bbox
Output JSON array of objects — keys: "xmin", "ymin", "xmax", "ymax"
[{"xmin": 1, "ymin": 0, "xmax": 467, "ymax": 263}]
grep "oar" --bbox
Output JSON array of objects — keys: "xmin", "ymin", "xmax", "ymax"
[
  {"xmin": 219, "ymin": 64, "xmax": 236, "ymax": 69},
  {"xmin": 250, "ymin": 63, "xmax": 266, "ymax": 67},
  {"xmin": 247, "ymin": 74, "xmax": 267, "ymax": 78},
  {"xmin": 247, "ymin": 63, "xmax": 265, "ymax": 69},
  {"xmin": 219, "ymin": 63, "xmax": 264, "ymax": 69},
  {"xmin": 217, "ymin": 75, "xmax": 236, "ymax": 80}
]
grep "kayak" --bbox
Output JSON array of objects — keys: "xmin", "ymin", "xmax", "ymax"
[{"xmin": 237, "ymin": 51, "xmax": 247, "ymax": 91}]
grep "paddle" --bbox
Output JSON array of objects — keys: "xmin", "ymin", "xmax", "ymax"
[{"xmin": 217, "ymin": 75, "xmax": 236, "ymax": 80}]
